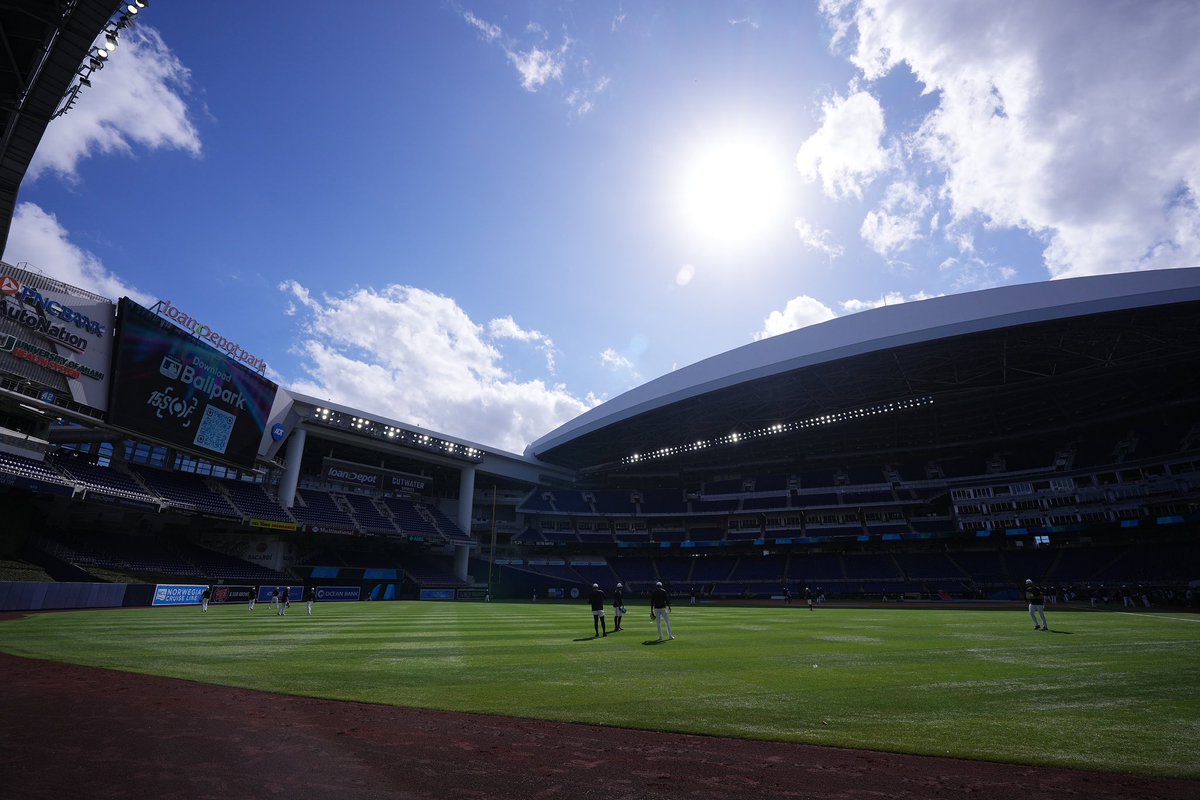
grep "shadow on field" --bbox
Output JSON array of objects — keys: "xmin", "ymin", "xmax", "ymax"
[
  {"xmin": 642, "ymin": 639, "xmax": 666, "ymax": 646},
  {"xmin": 572, "ymin": 636, "xmax": 600, "ymax": 642},
  {"xmin": 1047, "ymin": 629, "xmax": 1074, "ymax": 635}
]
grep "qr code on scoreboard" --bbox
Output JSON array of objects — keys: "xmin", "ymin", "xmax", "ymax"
[{"xmin": 193, "ymin": 404, "xmax": 236, "ymax": 454}]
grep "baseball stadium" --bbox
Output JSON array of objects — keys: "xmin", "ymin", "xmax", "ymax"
[{"xmin": 2, "ymin": 3, "xmax": 1199, "ymax": 799}]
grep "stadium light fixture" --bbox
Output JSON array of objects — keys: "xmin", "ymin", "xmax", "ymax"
[
  {"xmin": 56, "ymin": 3, "xmax": 151, "ymax": 118},
  {"xmin": 621, "ymin": 395, "xmax": 935, "ymax": 466}
]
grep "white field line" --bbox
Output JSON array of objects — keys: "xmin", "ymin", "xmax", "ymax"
[{"xmin": 1113, "ymin": 611, "xmax": 1200, "ymax": 623}]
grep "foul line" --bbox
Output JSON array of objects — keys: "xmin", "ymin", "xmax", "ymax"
[{"xmin": 1114, "ymin": 611, "xmax": 1200, "ymax": 623}]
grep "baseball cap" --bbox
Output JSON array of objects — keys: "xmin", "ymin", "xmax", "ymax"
[
  {"xmin": 616, "ymin": 582, "xmax": 623, "ymax": 588},
  {"xmin": 592, "ymin": 583, "xmax": 599, "ymax": 588},
  {"xmin": 655, "ymin": 581, "xmax": 663, "ymax": 587},
  {"xmin": 1026, "ymin": 579, "xmax": 1033, "ymax": 584}
]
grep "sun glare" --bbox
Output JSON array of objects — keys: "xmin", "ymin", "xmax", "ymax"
[{"xmin": 676, "ymin": 134, "xmax": 789, "ymax": 251}]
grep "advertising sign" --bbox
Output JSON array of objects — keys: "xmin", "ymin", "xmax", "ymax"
[
  {"xmin": 108, "ymin": 298, "xmax": 278, "ymax": 469},
  {"xmin": 321, "ymin": 457, "xmax": 429, "ymax": 494},
  {"xmin": 255, "ymin": 584, "xmax": 306, "ymax": 603},
  {"xmin": 152, "ymin": 584, "xmax": 208, "ymax": 606},
  {"xmin": 315, "ymin": 586, "xmax": 361, "ymax": 602},
  {"xmin": 210, "ymin": 585, "xmax": 256, "ymax": 604},
  {"xmin": 0, "ymin": 262, "xmax": 114, "ymax": 417},
  {"xmin": 419, "ymin": 588, "xmax": 455, "ymax": 601}
]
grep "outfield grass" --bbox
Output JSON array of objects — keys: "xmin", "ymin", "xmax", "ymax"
[{"xmin": 2, "ymin": 601, "xmax": 1198, "ymax": 778}]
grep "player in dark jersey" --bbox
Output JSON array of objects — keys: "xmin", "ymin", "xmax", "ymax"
[
  {"xmin": 612, "ymin": 582, "xmax": 626, "ymax": 631},
  {"xmin": 588, "ymin": 583, "xmax": 607, "ymax": 638},
  {"xmin": 1026, "ymin": 579, "xmax": 1048, "ymax": 630},
  {"xmin": 651, "ymin": 581, "xmax": 674, "ymax": 641}
]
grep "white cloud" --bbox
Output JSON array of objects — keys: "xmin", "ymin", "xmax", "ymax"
[
  {"xmin": 840, "ymin": 289, "xmax": 938, "ymax": 313},
  {"xmin": 600, "ymin": 348, "xmax": 633, "ymax": 371},
  {"xmin": 464, "ymin": 11, "xmax": 501, "ymax": 42},
  {"xmin": 825, "ymin": 0, "xmax": 1200, "ymax": 277},
  {"xmin": 509, "ymin": 44, "xmax": 567, "ymax": 92},
  {"xmin": 30, "ymin": 27, "xmax": 200, "ymax": 182},
  {"xmin": 675, "ymin": 263, "xmax": 695, "ymax": 286},
  {"xmin": 795, "ymin": 90, "xmax": 891, "ymax": 200},
  {"xmin": 279, "ymin": 282, "xmax": 592, "ymax": 453},
  {"xmin": 859, "ymin": 180, "xmax": 931, "ymax": 256},
  {"xmin": 937, "ymin": 255, "xmax": 1017, "ymax": 291},
  {"xmin": 5, "ymin": 203, "xmax": 153, "ymax": 305},
  {"xmin": 793, "ymin": 218, "xmax": 845, "ymax": 260},
  {"xmin": 461, "ymin": 11, "xmax": 610, "ymax": 115},
  {"xmin": 754, "ymin": 295, "xmax": 837, "ymax": 340},
  {"xmin": 488, "ymin": 315, "xmax": 557, "ymax": 371}
]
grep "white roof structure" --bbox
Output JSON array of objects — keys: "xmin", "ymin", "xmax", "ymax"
[{"xmin": 529, "ymin": 268, "xmax": 1200, "ymax": 472}]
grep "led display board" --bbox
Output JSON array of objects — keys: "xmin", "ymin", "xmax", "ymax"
[
  {"xmin": 108, "ymin": 298, "xmax": 278, "ymax": 468},
  {"xmin": 0, "ymin": 262, "xmax": 114, "ymax": 418}
]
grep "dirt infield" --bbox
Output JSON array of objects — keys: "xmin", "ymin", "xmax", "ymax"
[{"xmin": 2, "ymin": 652, "xmax": 1196, "ymax": 800}]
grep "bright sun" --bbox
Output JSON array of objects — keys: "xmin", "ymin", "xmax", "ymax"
[{"xmin": 676, "ymin": 134, "xmax": 789, "ymax": 251}]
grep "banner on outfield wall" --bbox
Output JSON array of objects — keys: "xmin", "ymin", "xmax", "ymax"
[
  {"xmin": 152, "ymin": 584, "xmax": 208, "ymax": 606},
  {"xmin": 315, "ymin": 586, "xmax": 360, "ymax": 602},
  {"xmin": 456, "ymin": 588, "xmax": 488, "ymax": 600},
  {"xmin": 0, "ymin": 262, "xmax": 115, "ymax": 418},
  {"xmin": 321, "ymin": 458, "xmax": 430, "ymax": 494},
  {"xmin": 255, "ymin": 585, "xmax": 306, "ymax": 603},
  {"xmin": 210, "ymin": 585, "xmax": 255, "ymax": 604},
  {"xmin": 419, "ymin": 588, "xmax": 455, "ymax": 601}
]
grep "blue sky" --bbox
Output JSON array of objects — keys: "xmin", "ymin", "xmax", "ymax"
[{"xmin": 5, "ymin": 1, "xmax": 1199, "ymax": 453}]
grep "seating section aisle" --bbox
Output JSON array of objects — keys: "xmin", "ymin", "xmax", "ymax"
[
  {"xmin": 340, "ymin": 492, "xmax": 399, "ymax": 534},
  {"xmin": 131, "ymin": 467, "xmax": 239, "ymax": 518},
  {"xmin": 50, "ymin": 458, "xmax": 158, "ymax": 506},
  {"xmin": 0, "ymin": 452, "xmax": 74, "ymax": 488},
  {"xmin": 291, "ymin": 488, "xmax": 358, "ymax": 531},
  {"xmin": 223, "ymin": 483, "xmax": 294, "ymax": 524}
]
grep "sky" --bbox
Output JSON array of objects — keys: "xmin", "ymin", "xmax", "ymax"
[{"xmin": 5, "ymin": 0, "xmax": 1199, "ymax": 455}]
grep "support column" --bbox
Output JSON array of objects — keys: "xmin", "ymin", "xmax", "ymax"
[
  {"xmin": 277, "ymin": 427, "xmax": 306, "ymax": 508},
  {"xmin": 454, "ymin": 544, "xmax": 469, "ymax": 583},
  {"xmin": 454, "ymin": 465, "xmax": 476, "ymax": 582}
]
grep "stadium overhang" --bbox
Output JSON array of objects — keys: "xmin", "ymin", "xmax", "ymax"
[
  {"xmin": 0, "ymin": 1, "xmax": 124, "ymax": 256},
  {"xmin": 527, "ymin": 268, "xmax": 1200, "ymax": 475},
  {"xmin": 273, "ymin": 390, "xmax": 575, "ymax": 487}
]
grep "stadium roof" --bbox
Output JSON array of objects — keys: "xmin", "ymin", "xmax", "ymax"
[
  {"xmin": 0, "ymin": 0, "xmax": 121, "ymax": 255},
  {"xmin": 528, "ymin": 268, "xmax": 1200, "ymax": 476}
]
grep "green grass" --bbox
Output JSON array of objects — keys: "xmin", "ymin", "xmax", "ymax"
[{"xmin": 2, "ymin": 602, "xmax": 1198, "ymax": 778}]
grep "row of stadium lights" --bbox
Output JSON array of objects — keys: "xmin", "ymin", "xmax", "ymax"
[
  {"xmin": 621, "ymin": 396, "xmax": 935, "ymax": 465},
  {"xmin": 55, "ymin": 2, "xmax": 150, "ymax": 119},
  {"xmin": 311, "ymin": 407, "xmax": 483, "ymax": 460}
]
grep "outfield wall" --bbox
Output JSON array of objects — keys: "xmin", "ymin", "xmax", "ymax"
[
  {"xmin": 0, "ymin": 582, "xmax": 369, "ymax": 611},
  {"xmin": 0, "ymin": 581, "xmax": 127, "ymax": 611}
]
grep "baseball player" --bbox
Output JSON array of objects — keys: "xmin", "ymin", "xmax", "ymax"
[
  {"xmin": 588, "ymin": 583, "xmax": 608, "ymax": 637},
  {"xmin": 304, "ymin": 585, "xmax": 316, "ymax": 616},
  {"xmin": 1026, "ymin": 579, "xmax": 1048, "ymax": 630},
  {"xmin": 612, "ymin": 582, "xmax": 626, "ymax": 631},
  {"xmin": 650, "ymin": 581, "xmax": 673, "ymax": 641},
  {"xmin": 200, "ymin": 585, "xmax": 211, "ymax": 613}
]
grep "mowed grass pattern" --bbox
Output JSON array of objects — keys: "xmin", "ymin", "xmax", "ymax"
[{"xmin": 2, "ymin": 601, "xmax": 1198, "ymax": 777}]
